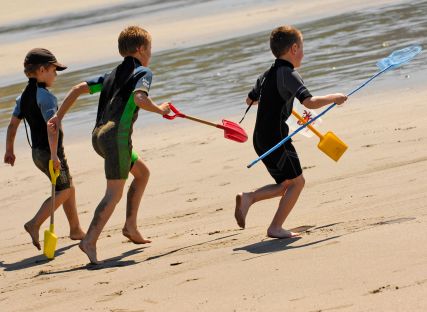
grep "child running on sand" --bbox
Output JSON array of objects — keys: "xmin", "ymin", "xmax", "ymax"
[
  {"xmin": 4, "ymin": 48, "xmax": 85, "ymax": 250},
  {"xmin": 48, "ymin": 26, "xmax": 170, "ymax": 264},
  {"xmin": 235, "ymin": 25, "xmax": 347, "ymax": 238}
]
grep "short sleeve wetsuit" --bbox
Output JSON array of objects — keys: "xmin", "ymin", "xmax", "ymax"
[
  {"xmin": 86, "ymin": 56, "xmax": 153, "ymax": 180},
  {"xmin": 12, "ymin": 78, "xmax": 72, "ymax": 191},
  {"xmin": 248, "ymin": 59, "xmax": 312, "ymax": 183}
]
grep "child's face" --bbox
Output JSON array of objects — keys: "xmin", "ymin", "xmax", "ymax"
[
  {"xmin": 293, "ymin": 40, "xmax": 304, "ymax": 68},
  {"xmin": 138, "ymin": 41, "xmax": 152, "ymax": 66},
  {"xmin": 37, "ymin": 65, "xmax": 57, "ymax": 87}
]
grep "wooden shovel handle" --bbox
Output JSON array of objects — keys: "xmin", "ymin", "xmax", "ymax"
[{"xmin": 182, "ymin": 115, "xmax": 218, "ymax": 128}]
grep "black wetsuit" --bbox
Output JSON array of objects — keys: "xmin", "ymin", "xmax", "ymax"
[{"xmin": 248, "ymin": 59, "xmax": 312, "ymax": 183}]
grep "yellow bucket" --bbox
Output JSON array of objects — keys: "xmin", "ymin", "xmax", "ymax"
[{"xmin": 292, "ymin": 111, "xmax": 348, "ymax": 162}]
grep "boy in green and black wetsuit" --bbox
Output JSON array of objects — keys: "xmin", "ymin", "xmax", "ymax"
[
  {"xmin": 49, "ymin": 26, "xmax": 170, "ymax": 264},
  {"xmin": 4, "ymin": 48, "xmax": 85, "ymax": 251}
]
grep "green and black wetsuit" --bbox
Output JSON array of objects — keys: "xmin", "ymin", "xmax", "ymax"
[{"xmin": 86, "ymin": 56, "xmax": 152, "ymax": 179}]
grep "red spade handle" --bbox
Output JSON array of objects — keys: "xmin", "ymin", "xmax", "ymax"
[{"xmin": 163, "ymin": 103, "xmax": 186, "ymax": 120}]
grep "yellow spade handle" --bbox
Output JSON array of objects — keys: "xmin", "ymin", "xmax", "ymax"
[
  {"xmin": 48, "ymin": 160, "xmax": 60, "ymax": 185},
  {"xmin": 292, "ymin": 110, "xmax": 324, "ymax": 139}
]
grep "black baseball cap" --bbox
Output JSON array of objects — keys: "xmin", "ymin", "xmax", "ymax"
[{"xmin": 24, "ymin": 48, "xmax": 67, "ymax": 71}]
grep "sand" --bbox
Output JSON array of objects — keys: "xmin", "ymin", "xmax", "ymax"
[
  {"xmin": 1, "ymin": 0, "xmax": 427, "ymax": 311},
  {"xmin": 1, "ymin": 75, "xmax": 427, "ymax": 311}
]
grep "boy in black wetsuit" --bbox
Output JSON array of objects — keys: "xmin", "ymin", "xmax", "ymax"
[
  {"xmin": 49, "ymin": 26, "xmax": 170, "ymax": 264},
  {"xmin": 4, "ymin": 48, "xmax": 85, "ymax": 250},
  {"xmin": 235, "ymin": 26, "xmax": 347, "ymax": 238}
]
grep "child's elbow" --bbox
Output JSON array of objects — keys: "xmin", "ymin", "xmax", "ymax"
[{"xmin": 302, "ymin": 97, "xmax": 315, "ymax": 109}]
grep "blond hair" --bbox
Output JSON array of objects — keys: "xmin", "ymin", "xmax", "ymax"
[
  {"xmin": 118, "ymin": 26, "xmax": 151, "ymax": 57},
  {"xmin": 270, "ymin": 25, "xmax": 303, "ymax": 58}
]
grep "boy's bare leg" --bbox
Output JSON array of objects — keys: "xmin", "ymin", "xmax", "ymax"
[
  {"xmin": 122, "ymin": 159, "xmax": 151, "ymax": 244},
  {"xmin": 24, "ymin": 188, "xmax": 71, "ymax": 250},
  {"xmin": 61, "ymin": 186, "xmax": 85, "ymax": 240},
  {"xmin": 79, "ymin": 179, "xmax": 125, "ymax": 264},
  {"xmin": 267, "ymin": 175, "xmax": 305, "ymax": 239},
  {"xmin": 235, "ymin": 183, "xmax": 288, "ymax": 228}
]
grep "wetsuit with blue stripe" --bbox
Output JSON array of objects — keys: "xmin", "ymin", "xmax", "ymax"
[{"xmin": 12, "ymin": 78, "xmax": 72, "ymax": 190}]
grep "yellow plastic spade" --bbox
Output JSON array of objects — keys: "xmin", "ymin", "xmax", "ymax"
[
  {"xmin": 43, "ymin": 160, "xmax": 60, "ymax": 259},
  {"xmin": 292, "ymin": 110, "xmax": 348, "ymax": 161}
]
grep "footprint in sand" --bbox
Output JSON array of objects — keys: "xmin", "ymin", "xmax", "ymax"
[
  {"xmin": 162, "ymin": 187, "xmax": 180, "ymax": 194},
  {"xmin": 369, "ymin": 284, "xmax": 399, "ymax": 294},
  {"xmin": 97, "ymin": 290, "xmax": 124, "ymax": 303},
  {"xmin": 371, "ymin": 217, "xmax": 416, "ymax": 226},
  {"xmin": 186, "ymin": 197, "xmax": 198, "ymax": 202},
  {"xmin": 170, "ymin": 262, "xmax": 183, "ymax": 266}
]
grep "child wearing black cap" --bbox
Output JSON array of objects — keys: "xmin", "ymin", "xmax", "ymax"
[{"xmin": 4, "ymin": 48, "xmax": 85, "ymax": 251}]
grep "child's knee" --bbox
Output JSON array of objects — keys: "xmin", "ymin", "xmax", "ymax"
[
  {"xmin": 132, "ymin": 161, "xmax": 150, "ymax": 179},
  {"xmin": 285, "ymin": 175, "xmax": 305, "ymax": 190},
  {"xmin": 105, "ymin": 189, "xmax": 124, "ymax": 204},
  {"xmin": 294, "ymin": 175, "xmax": 305, "ymax": 189}
]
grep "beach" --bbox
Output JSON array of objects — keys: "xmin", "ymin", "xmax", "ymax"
[{"xmin": 1, "ymin": 0, "xmax": 427, "ymax": 311}]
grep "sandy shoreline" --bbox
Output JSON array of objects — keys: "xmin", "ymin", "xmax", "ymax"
[
  {"xmin": 1, "ymin": 77, "xmax": 427, "ymax": 311},
  {"xmin": 0, "ymin": 0, "xmax": 403, "ymax": 86},
  {"xmin": 1, "ymin": 0, "xmax": 427, "ymax": 311}
]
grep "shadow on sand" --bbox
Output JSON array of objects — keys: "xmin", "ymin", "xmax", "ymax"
[
  {"xmin": 0, "ymin": 245, "xmax": 147, "ymax": 274},
  {"xmin": 233, "ymin": 224, "xmax": 342, "ymax": 260},
  {"xmin": 234, "ymin": 235, "xmax": 340, "ymax": 255},
  {"xmin": 39, "ymin": 247, "xmax": 148, "ymax": 274},
  {"xmin": 0, "ymin": 243, "xmax": 78, "ymax": 271}
]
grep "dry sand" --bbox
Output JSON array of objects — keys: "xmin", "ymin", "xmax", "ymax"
[{"xmin": 1, "ymin": 76, "xmax": 427, "ymax": 311}]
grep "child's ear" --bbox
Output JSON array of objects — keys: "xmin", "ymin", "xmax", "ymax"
[{"xmin": 292, "ymin": 43, "xmax": 298, "ymax": 54}]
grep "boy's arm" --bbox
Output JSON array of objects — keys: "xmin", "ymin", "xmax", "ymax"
[
  {"xmin": 246, "ymin": 97, "xmax": 258, "ymax": 105},
  {"xmin": 47, "ymin": 122, "xmax": 60, "ymax": 170},
  {"xmin": 246, "ymin": 74, "xmax": 263, "ymax": 106},
  {"xmin": 4, "ymin": 116, "xmax": 21, "ymax": 166},
  {"xmin": 134, "ymin": 91, "xmax": 170, "ymax": 115},
  {"xmin": 57, "ymin": 82, "xmax": 90, "ymax": 120},
  {"xmin": 48, "ymin": 82, "xmax": 90, "ymax": 132},
  {"xmin": 302, "ymin": 93, "xmax": 347, "ymax": 109}
]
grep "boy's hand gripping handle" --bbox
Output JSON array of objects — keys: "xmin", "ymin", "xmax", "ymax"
[
  {"xmin": 49, "ymin": 160, "xmax": 60, "ymax": 186},
  {"xmin": 162, "ymin": 103, "xmax": 186, "ymax": 120}
]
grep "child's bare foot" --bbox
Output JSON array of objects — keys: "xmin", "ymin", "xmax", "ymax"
[
  {"xmin": 122, "ymin": 227, "xmax": 151, "ymax": 244},
  {"xmin": 69, "ymin": 228, "xmax": 86, "ymax": 241},
  {"xmin": 234, "ymin": 193, "xmax": 251, "ymax": 229},
  {"xmin": 79, "ymin": 240, "xmax": 102, "ymax": 264},
  {"xmin": 24, "ymin": 221, "xmax": 41, "ymax": 250},
  {"xmin": 267, "ymin": 227, "xmax": 300, "ymax": 239}
]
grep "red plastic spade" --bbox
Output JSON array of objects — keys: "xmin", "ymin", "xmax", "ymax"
[{"xmin": 163, "ymin": 103, "xmax": 248, "ymax": 143}]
